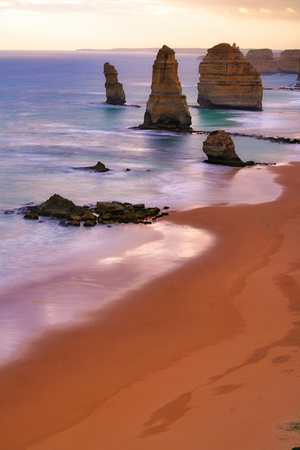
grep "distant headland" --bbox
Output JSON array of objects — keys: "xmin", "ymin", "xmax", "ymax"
[{"xmin": 76, "ymin": 48, "xmax": 207, "ymax": 55}]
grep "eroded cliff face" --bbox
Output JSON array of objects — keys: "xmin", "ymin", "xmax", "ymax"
[
  {"xmin": 278, "ymin": 50, "xmax": 300, "ymax": 73},
  {"xmin": 245, "ymin": 49, "xmax": 278, "ymax": 74},
  {"xmin": 141, "ymin": 45, "xmax": 191, "ymax": 130},
  {"xmin": 197, "ymin": 43, "xmax": 263, "ymax": 111},
  {"xmin": 104, "ymin": 62, "xmax": 126, "ymax": 105}
]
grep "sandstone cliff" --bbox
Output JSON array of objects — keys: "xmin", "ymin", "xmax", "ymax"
[
  {"xmin": 104, "ymin": 62, "xmax": 126, "ymax": 105},
  {"xmin": 197, "ymin": 43, "xmax": 263, "ymax": 111},
  {"xmin": 245, "ymin": 49, "xmax": 278, "ymax": 74},
  {"xmin": 140, "ymin": 45, "xmax": 191, "ymax": 130},
  {"xmin": 278, "ymin": 50, "xmax": 300, "ymax": 73}
]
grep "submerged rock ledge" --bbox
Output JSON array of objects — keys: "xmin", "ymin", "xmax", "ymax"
[{"xmin": 21, "ymin": 194, "xmax": 165, "ymax": 227}]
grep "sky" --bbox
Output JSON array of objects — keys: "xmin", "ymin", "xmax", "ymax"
[{"xmin": 0, "ymin": 0, "xmax": 299, "ymax": 51}]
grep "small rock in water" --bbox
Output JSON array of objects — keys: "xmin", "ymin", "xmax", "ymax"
[
  {"xmin": 74, "ymin": 161, "xmax": 110, "ymax": 172},
  {"xmin": 24, "ymin": 212, "xmax": 39, "ymax": 220},
  {"xmin": 203, "ymin": 130, "xmax": 246, "ymax": 167},
  {"xmin": 104, "ymin": 62, "xmax": 126, "ymax": 105}
]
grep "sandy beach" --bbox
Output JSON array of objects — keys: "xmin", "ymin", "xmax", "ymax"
[{"xmin": 1, "ymin": 162, "xmax": 300, "ymax": 450}]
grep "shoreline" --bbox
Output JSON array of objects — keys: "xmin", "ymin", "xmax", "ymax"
[{"xmin": 1, "ymin": 162, "xmax": 300, "ymax": 449}]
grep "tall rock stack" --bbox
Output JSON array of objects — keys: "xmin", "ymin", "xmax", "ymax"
[
  {"xmin": 296, "ymin": 64, "xmax": 300, "ymax": 89},
  {"xmin": 197, "ymin": 43, "xmax": 263, "ymax": 111},
  {"xmin": 141, "ymin": 45, "xmax": 192, "ymax": 130},
  {"xmin": 245, "ymin": 49, "xmax": 278, "ymax": 74},
  {"xmin": 278, "ymin": 50, "xmax": 300, "ymax": 73},
  {"xmin": 103, "ymin": 62, "xmax": 126, "ymax": 105}
]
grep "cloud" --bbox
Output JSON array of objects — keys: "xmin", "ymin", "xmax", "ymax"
[
  {"xmin": 260, "ymin": 8, "xmax": 272, "ymax": 14},
  {"xmin": 0, "ymin": 0, "xmax": 299, "ymax": 21},
  {"xmin": 162, "ymin": 0, "xmax": 300, "ymax": 20},
  {"xmin": 285, "ymin": 7, "xmax": 296, "ymax": 14},
  {"xmin": 239, "ymin": 7, "xmax": 251, "ymax": 14}
]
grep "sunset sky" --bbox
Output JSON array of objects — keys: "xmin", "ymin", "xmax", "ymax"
[{"xmin": 0, "ymin": 0, "xmax": 299, "ymax": 51}]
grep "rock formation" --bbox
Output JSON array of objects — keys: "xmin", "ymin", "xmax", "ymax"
[
  {"xmin": 34, "ymin": 194, "xmax": 84, "ymax": 218},
  {"xmin": 197, "ymin": 43, "xmax": 263, "ymax": 111},
  {"xmin": 140, "ymin": 45, "xmax": 192, "ymax": 130},
  {"xmin": 74, "ymin": 161, "xmax": 110, "ymax": 172},
  {"xmin": 202, "ymin": 130, "xmax": 246, "ymax": 166},
  {"xmin": 22, "ymin": 194, "xmax": 163, "ymax": 226},
  {"xmin": 296, "ymin": 68, "xmax": 300, "ymax": 89},
  {"xmin": 278, "ymin": 50, "xmax": 300, "ymax": 73},
  {"xmin": 103, "ymin": 62, "xmax": 126, "ymax": 105},
  {"xmin": 245, "ymin": 49, "xmax": 278, "ymax": 74}
]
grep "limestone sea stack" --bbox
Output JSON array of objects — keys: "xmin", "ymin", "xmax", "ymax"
[
  {"xmin": 296, "ymin": 67, "xmax": 300, "ymax": 89},
  {"xmin": 140, "ymin": 45, "xmax": 192, "ymax": 130},
  {"xmin": 197, "ymin": 43, "xmax": 263, "ymax": 111},
  {"xmin": 245, "ymin": 49, "xmax": 278, "ymax": 74},
  {"xmin": 278, "ymin": 50, "xmax": 300, "ymax": 73},
  {"xmin": 104, "ymin": 62, "xmax": 126, "ymax": 105},
  {"xmin": 202, "ymin": 130, "xmax": 245, "ymax": 167}
]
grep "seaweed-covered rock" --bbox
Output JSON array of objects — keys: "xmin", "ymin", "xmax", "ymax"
[
  {"xmin": 96, "ymin": 201, "xmax": 161, "ymax": 224},
  {"xmin": 81, "ymin": 210, "xmax": 96, "ymax": 221},
  {"xmin": 203, "ymin": 130, "xmax": 246, "ymax": 166},
  {"xmin": 22, "ymin": 195, "xmax": 162, "ymax": 227},
  {"xmin": 24, "ymin": 211, "xmax": 39, "ymax": 220}
]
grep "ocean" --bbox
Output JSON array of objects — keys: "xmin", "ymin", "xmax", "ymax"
[{"xmin": 0, "ymin": 49, "xmax": 300, "ymax": 364}]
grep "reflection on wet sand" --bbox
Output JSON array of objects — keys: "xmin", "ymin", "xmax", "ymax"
[{"xmin": 0, "ymin": 221, "xmax": 214, "ymax": 365}]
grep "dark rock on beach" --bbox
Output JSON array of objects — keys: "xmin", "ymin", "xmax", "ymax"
[{"xmin": 23, "ymin": 194, "xmax": 161, "ymax": 227}]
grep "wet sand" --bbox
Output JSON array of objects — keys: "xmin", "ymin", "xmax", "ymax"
[{"xmin": 1, "ymin": 163, "xmax": 300, "ymax": 449}]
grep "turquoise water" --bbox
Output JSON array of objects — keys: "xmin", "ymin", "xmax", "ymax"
[{"xmin": 0, "ymin": 50, "xmax": 299, "ymax": 363}]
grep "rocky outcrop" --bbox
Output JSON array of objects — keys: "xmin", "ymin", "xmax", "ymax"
[
  {"xmin": 202, "ymin": 130, "xmax": 246, "ymax": 166},
  {"xmin": 140, "ymin": 45, "xmax": 192, "ymax": 130},
  {"xmin": 74, "ymin": 161, "xmax": 110, "ymax": 172},
  {"xmin": 278, "ymin": 50, "xmax": 300, "ymax": 73},
  {"xmin": 245, "ymin": 49, "xmax": 278, "ymax": 74},
  {"xmin": 22, "ymin": 194, "xmax": 163, "ymax": 226},
  {"xmin": 33, "ymin": 194, "xmax": 85, "ymax": 218},
  {"xmin": 104, "ymin": 62, "xmax": 126, "ymax": 105},
  {"xmin": 197, "ymin": 43, "xmax": 263, "ymax": 111}
]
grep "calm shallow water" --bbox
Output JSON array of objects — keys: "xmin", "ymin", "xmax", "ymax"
[{"xmin": 0, "ymin": 50, "xmax": 300, "ymax": 364}]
